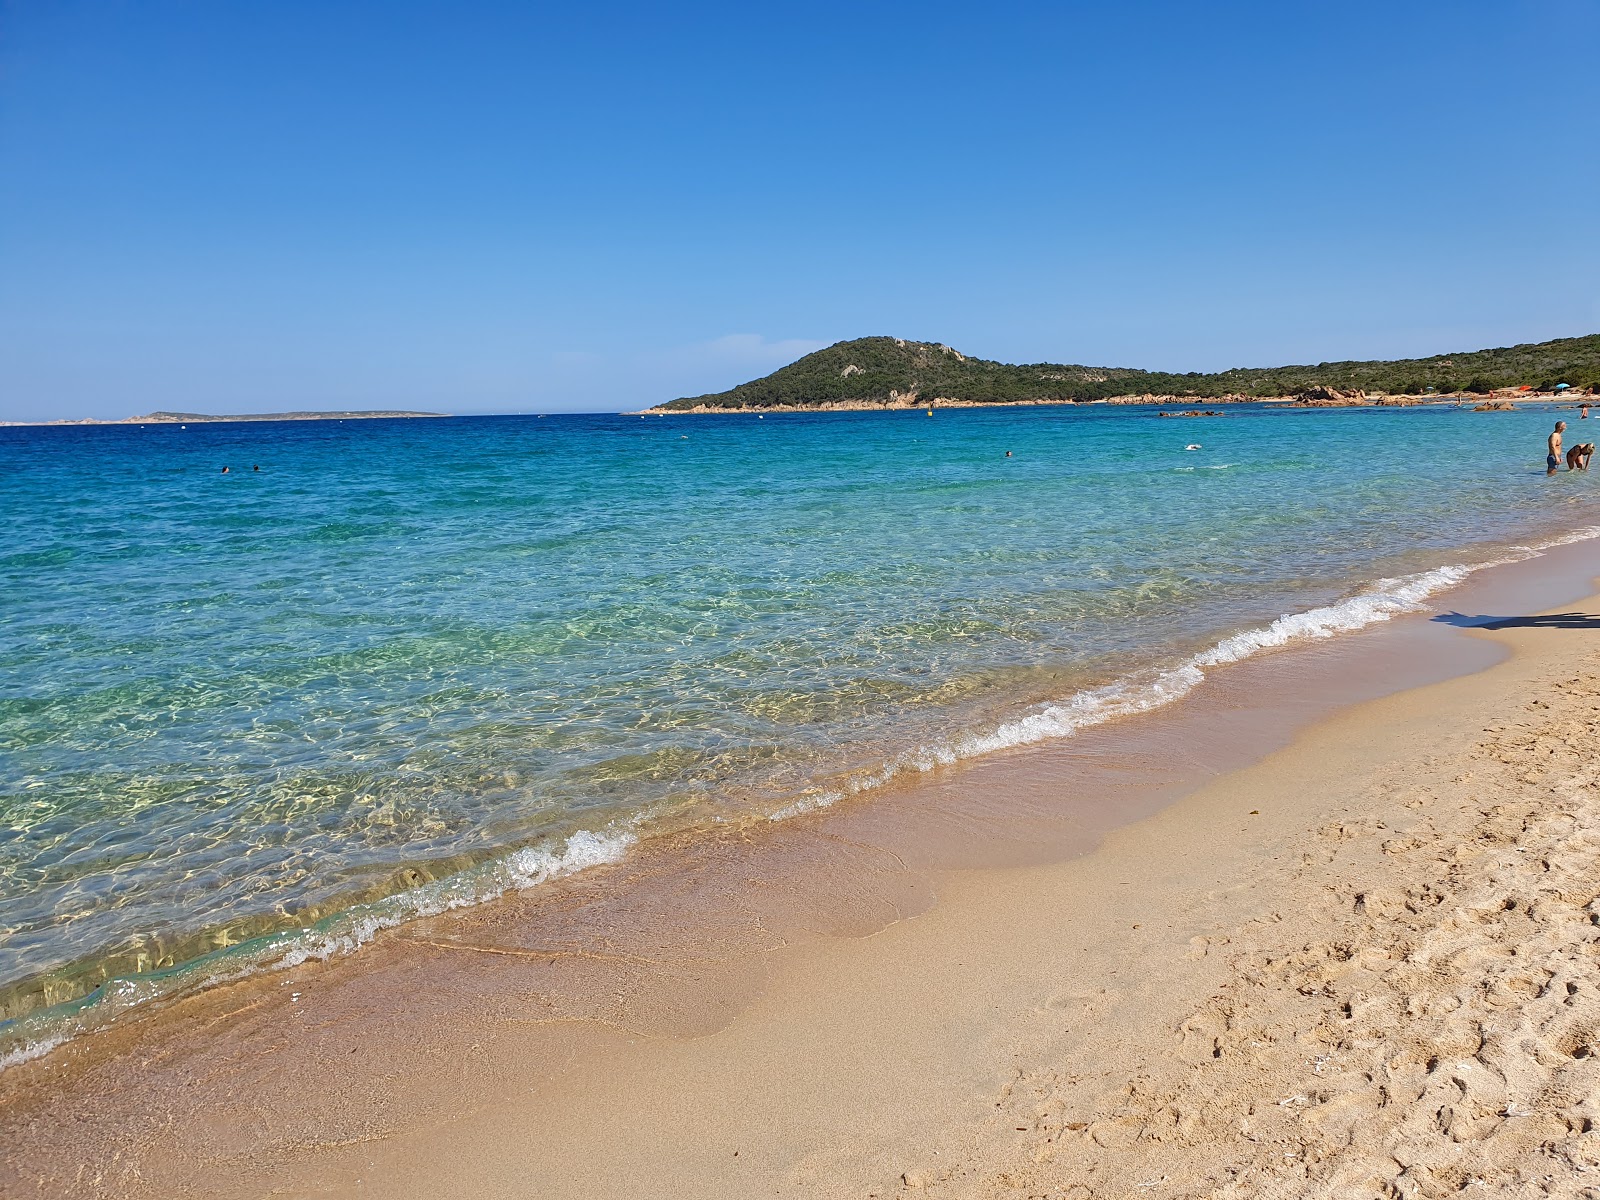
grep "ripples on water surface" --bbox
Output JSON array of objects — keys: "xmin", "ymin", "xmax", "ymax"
[{"xmin": 1, "ymin": 403, "xmax": 1594, "ymax": 1041}]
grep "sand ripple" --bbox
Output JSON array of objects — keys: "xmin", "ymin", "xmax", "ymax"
[{"xmin": 978, "ymin": 674, "xmax": 1600, "ymax": 1198}]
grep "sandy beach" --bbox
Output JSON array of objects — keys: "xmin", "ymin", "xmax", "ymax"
[
  {"xmin": 357, "ymin": 564, "xmax": 1600, "ymax": 1199},
  {"xmin": 7, "ymin": 3, "xmax": 1599, "ymax": 1195},
  {"xmin": 6, "ymin": 546, "xmax": 1600, "ymax": 1197}
]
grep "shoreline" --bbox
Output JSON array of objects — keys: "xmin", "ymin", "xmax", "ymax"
[
  {"xmin": 638, "ymin": 393, "xmax": 1588, "ymax": 415},
  {"xmin": 6, "ymin": 398, "xmax": 1585, "ymax": 426},
  {"xmin": 0, "ymin": 410, "xmax": 449, "ymax": 427},
  {"xmin": 5, "ymin": 538, "xmax": 1600, "ymax": 1195},
  {"xmin": 5, "ymin": 526, "xmax": 1596, "ymax": 1058}
]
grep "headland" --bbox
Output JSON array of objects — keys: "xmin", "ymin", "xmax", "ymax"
[{"xmin": 640, "ymin": 332, "xmax": 1600, "ymax": 413}]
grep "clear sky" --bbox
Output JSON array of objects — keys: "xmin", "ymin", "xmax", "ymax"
[{"xmin": 2, "ymin": 0, "xmax": 1596, "ymax": 420}]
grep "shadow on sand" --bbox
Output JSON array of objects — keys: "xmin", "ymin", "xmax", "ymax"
[{"xmin": 1432, "ymin": 612, "xmax": 1600, "ymax": 631}]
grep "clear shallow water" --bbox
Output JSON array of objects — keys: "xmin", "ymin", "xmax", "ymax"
[{"xmin": 1, "ymin": 402, "xmax": 1595, "ymax": 1051}]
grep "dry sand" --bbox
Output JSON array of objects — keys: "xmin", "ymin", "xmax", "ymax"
[
  {"xmin": 7, "ymin": 581, "xmax": 1600, "ymax": 1197},
  {"xmin": 347, "ymin": 596, "xmax": 1600, "ymax": 1200}
]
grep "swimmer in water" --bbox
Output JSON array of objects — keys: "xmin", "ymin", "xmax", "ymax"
[
  {"xmin": 1567, "ymin": 442, "xmax": 1595, "ymax": 471},
  {"xmin": 1549, "ymin": 421, "xmax": 1567, "ymax": 476},
  {"xmin": 221, "ymin": 466, "xmax": 229, "ymax": 473},
  {"xmin": 1005, "ymin": 451, "xmax": 1012, "ymax": 457}
]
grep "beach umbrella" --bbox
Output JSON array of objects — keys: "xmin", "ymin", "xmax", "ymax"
[{"xmin": 1556, "ymin": 383, "xmax": 1572, "ymax": 391}]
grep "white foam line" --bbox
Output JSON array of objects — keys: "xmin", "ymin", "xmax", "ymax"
[
  {"xmin": 270, "ymin": 827, "xmax": 636, "ymax": 970},
  {"xmin": 10, "ymin": 524, "xmax": 1600, "ymax": 1070},
  {"xmin": 774, "ymin": 525, "xmax": 1600, "ymax": 820},
  {"xmin": 0, "ymin": 827, "xmax": 635, "ymax": 1071},
  {"xmin": 0, "ymin": 1031, "xmax": 67, "ymax": 1073}
]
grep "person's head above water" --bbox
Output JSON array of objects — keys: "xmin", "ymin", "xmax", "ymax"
[{"xmin": 1556, "ymin": 421, "xmax": 1568, "ymax": 431}]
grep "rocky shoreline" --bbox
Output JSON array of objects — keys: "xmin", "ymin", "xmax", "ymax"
[{"xmin": 639, "ymin": 387, "xmax": 1593, "ymax": 416}]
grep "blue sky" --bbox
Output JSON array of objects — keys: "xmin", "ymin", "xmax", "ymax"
[{"xmin": 1, "ymin": 0, "xmax": 1596, "ymax": 420}]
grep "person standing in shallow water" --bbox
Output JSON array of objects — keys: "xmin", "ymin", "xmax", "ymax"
[{"xmin": 1549, "ymin": 421, "xmax": 1566, "ymax": 476}]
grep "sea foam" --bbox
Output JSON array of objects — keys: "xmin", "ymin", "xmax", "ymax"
[
  {"xmin": 8, "ymin": 526, "xmax": 1600, "ymax": 1072},
  {"xmin": 0, "ymin": 827, "xmax": 635, "ymax": 1071},
  {"xmin": 776, "ymin": 528, "xmax": 1600, "ymax": 818}
]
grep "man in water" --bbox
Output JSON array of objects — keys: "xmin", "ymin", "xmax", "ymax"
[
  {"xmin": 1567, "ymin": 442, "xmax": 1595, "ymax": 472},
  {"xmin": 1549, "ymin": 421, "xmax": 1566, "ymax": 476}
]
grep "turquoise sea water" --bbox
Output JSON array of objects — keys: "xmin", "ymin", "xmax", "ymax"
[{"xmin": 2, "ymin": 402, "xmax": 1596, "ymax": 1056}]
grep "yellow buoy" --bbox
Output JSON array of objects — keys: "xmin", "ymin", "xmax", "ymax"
[{"xmin": 926, "ymin": 408, "xmax": 933, "ymax": 416}]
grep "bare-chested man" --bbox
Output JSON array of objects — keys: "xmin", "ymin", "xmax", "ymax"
[
  {"xmin": 1567, "ymin": 442, "xmax": 1594, "ymax": 472},
  {"xmin": 1549, "ymin": 421, "xmax": 1567, "ymax": 476}
]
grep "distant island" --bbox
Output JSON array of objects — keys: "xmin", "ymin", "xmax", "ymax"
[
  {"xmin": 3, "ymin": 409, "xmax": 448, "ymax": 427},
  {"xmin": 646, "ymin": 333, "xmax": 1600, "ymax": 413}
]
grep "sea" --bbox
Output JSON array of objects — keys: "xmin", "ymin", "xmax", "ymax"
[{"xmin": 2, "ymin": 401, "xmax": 1596, "ymax": 1063}]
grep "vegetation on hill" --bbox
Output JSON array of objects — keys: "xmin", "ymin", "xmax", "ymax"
[{"xmin": 653, "ymin": 334, "xmax": 1600, "ymax": 410}]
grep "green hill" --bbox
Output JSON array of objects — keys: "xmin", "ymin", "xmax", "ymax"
[{"xmin": 652, "ymin": 333, "xmax": 1600, "ymax": 410}]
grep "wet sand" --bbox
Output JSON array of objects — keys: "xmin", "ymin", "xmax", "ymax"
[{"xmin": 4, "ymin": 541, "xmax": 1600, "ymax": 1197}]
